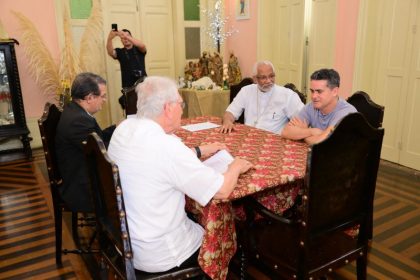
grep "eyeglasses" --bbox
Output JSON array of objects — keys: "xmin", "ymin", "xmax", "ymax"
[
  {"xmin": 86, "ymin": 93, "xmax": 107, "ymax": 100},
  {"xmin": 256, "ymin": 74, "xmax": 276, "ymax": 81},
  {"xmin": 89, "ymin": 93, "xmax": 107, "ymax": 99},
  {"xmin": 174, "ymin": 101, "xmax": 185, "ymax": 109}
]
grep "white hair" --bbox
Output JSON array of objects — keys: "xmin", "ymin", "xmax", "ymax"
[
  {"xmin": 136, "ymin": 76, "xmax": 179, "ymax": 119},
  {"xmin": 251, "ymin": 60, "xmax": 276, "ymax": 76}
]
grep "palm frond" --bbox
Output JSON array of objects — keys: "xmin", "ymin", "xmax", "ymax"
[
  {"xmin": 12, "ymin": 11, "xmax": 60, "ymax": 96},
  {"xmin": 59, "ymin": 1, "xmax": 81, "ymax": 85},
  {"xmin": 0, "ymin": 19, "xmax": 9, "ymax": 39},
  {"xmin": 79, "ymin": 0, "xmax": 106, "ymax": 76}
]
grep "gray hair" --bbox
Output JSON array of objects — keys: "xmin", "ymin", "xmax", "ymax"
[
  {"xmin": 136, "ymin": 76, "xmax": 179, "ymax": 119},
  {"xmin": 251, "ymin": 61, "xmax": 276, "ymax": 76}
]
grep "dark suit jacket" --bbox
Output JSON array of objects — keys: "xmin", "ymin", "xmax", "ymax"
[{"xmin": 55, "ymin": 101, "xmax": 115, "ymax": 212}]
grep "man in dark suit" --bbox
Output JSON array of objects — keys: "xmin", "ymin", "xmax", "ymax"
[{"xmin": 55, "ymin": 72, "xmax": 115, "ymax": 212}]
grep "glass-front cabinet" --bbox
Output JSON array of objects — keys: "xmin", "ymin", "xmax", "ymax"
[
  {"xmin": 0, "ymin": 48, "xmax": 13, "ymax": 124},
  {"xmin": 0, "ymin": 39, "xmax": 31, "ymax": 160}
]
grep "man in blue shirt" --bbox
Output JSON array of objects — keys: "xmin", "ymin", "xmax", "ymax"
[{"xmin": 281, "ymin": 69, "xmax": 356, "ymax": 144}]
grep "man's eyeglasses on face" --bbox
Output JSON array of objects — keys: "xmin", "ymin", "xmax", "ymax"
[
  {"xmin": 256, "ymin": 74, "xmax": 276, "ymax": 81},
  {"xmin": 86, "ymin": 93, "xmax": 107, "ymax": 101},
  {"xmin": 89, "ymin": 93, "xmax": 107, "ymax": 99},
  {"xmin": 174, "ymin": 101, "xmax": 185, "ymax": 109}
]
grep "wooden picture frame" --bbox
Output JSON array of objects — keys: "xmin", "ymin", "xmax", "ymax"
[{"xmin": 236, "ymin": 0, "xmax": 250, "ymax": 20}]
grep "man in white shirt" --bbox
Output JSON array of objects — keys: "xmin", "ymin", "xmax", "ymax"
[
  {"xmin": 107, "ymin": 76, "xmax": 252, "ymax": 273},
  {"xmin": 219, "ymin": 61, "xmax": 304, "ymax": 134}
]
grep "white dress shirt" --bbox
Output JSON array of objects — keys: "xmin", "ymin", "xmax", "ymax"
[
  {"xmin": 108, "ymin": 118, "xmax": 223, "ymax": 272},
  {"xmin": 226, "ymin": 84, "xmax": 304, "ymax": 133}
]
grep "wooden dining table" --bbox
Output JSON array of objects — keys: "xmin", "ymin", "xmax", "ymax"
[{"xmin": 176, "ymin": 116, "xmax": 309, "ymax": 280}]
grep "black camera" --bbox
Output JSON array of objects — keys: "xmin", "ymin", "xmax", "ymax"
[
  {"xmin": 133, "ymin": 70, "xmax": 142, "ymax": 79},
  {"xmin": 111, "ymin": 23, "xmax": 118, "ymax": 31}
]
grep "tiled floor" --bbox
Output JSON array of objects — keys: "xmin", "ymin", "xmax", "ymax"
[{"xmin": 0, "ymin": 150, "xmax": 418, "ymax": 279}]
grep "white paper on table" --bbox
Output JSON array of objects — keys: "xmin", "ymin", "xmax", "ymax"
[
  {"xmin": 181, "ymin": 122, "xmax": 220, "ymax": 132},
  {"xmin": 202, "ymin": 149, "xmax": 234, "ymax": 174}
]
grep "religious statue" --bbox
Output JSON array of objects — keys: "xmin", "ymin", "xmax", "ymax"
[
  {"xmin": 207, "ymin": 53, "xmax": 216, "ymax": 83},
  {"xmin": 192, "ymin": 76, "xmax": 217, "ymax": 90},
  {"xmin": 222, "ymin": 64, "xmax": 229, "ymax": 89},
  {"xmin": 228, "ymin": 52, "xmax": 242, "ymax": 85},
  {"xmin": 192, "ymin": 62, "xmax": 202, "ymax": 80},
  {"xmin": 184, "ymin": 61, "xmax": 194, "ymax": 82},
  {"xmin": 199, "ymin": 51, "xmax": 209, "ymax": 77},
  {"xmin": 183, "ymin": 50, "xmax": 237, "ymax": 87},
  {"xmin": 212, "ymin": 52, "xmax": 224, "ymax": 86}
]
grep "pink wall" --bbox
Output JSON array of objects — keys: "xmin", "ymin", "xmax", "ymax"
[
  {"xmin": 223, "ymin": 0, "xmax": 360, "ymax": 94},
  {"xmin": 0, "ymin": 0, "xmax": 59, "ymax": 118},
  {"xmin": 224, "ymin": 0, "xmax": 257, "ymax": 78},
  {"xmin": 0, "ymin": 0, "xmax": 359, "ymax": 118},
  {"xmin": 334, "ymin": 0, "xmax": 360, "ymax": 98}
]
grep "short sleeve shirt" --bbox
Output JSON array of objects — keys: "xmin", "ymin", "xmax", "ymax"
[
  {"xmin": 297, "ymin": 98, "xmax": 357, "ymax": 130},
  {"xmin": 115, "ymin": 47, "xmax": 147, "ymax": 87}
]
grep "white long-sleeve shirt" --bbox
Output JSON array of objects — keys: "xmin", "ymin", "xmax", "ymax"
[{"xmin": 227, "ymin": 84, "xmax": 304, "ymax": 133}]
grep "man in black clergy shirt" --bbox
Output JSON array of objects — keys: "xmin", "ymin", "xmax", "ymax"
[{"xmin": 55, "ymin": 72, "xmax": 115, "ymax": 212}]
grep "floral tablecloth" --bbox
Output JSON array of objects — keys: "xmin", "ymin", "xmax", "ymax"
[{"xmin": 177, "ymin": 116, "xmax": 309, "ymax": 280}]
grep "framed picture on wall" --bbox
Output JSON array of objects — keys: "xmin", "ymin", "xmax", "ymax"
[{"xmin": 236, "ymin": 0, "xmax": 250, "ymax": 20}]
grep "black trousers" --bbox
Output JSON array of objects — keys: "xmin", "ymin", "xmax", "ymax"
[
  {"xmin": 135, "ymin": 249, "xmax": 208, "ymax": 279},
  {"xmin": 118, "ymin": 95, "xmax": 126, "ymax": 110}
]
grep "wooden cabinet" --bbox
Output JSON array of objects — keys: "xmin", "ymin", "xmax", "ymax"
[{"xmin": 0, "ymin": 39, "xmax": 31, "ymax": 161}]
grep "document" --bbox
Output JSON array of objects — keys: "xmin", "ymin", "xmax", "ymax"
[
  {"xmin": 182, "ymin": 122, "xmax": 220, "ymax": 132},
  {"xmin": 203, "ymin": 149, "xmax": 234, "ymax": 174}
]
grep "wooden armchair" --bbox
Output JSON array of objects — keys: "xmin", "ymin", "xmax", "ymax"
[
  {"xmin": 121, "ymin": 76, "xmax": 145, "ymax": 116},
  {"xmin": 239, "ymin": 113, "xmax": 384, "ymax": 279},
  {"xmin": 121, "ymin": 85, "xmax": 138, "ymax": 116},
  {"xmin": 284, "ymin": 82, "xmax": 307, "ymax": 104},
  {"xmin": 347, "ymin": 91, "xmax": 384, "ymax": 128},
  {"xmin": 229, "ymin": 77, "xmax": 254, "ymax": 124},
  {"xmin": 347, "ymin": 91, "xmax": 384, "ymax": 241},
  {"xmin": 38, "ymin": 102, "xmax": 96, "ymax": 265},
  {"xmin": 84, "ymin": 132, "xmax": 206, "ymax": 279}
]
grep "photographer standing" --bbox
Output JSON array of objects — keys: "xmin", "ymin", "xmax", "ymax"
[{"xmin": 107, "ymin": 27, "xmax": 147, "ymax": 109}]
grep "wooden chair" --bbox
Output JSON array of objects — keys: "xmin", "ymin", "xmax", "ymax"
[
  {"xmin": 347, "ymin": 91, "xmax": 384, "ymax": 241},
  {"xmin": 229, "ymin": 77, "xmax": 254, "ymax": 124},
  {"xmin": 121, "ymin": 85, "xmax": 137, "ymax": 116},
  {"xmin": 284, "ymin": 82, "xmax": 307, "ymax": 104},
  {"xmin": 239, "ymin": 113, "xmax": 384, "ymax": 279},
  {"xmin": 347, "ymin": 91, "xmax": 384, "ymax": 128},
  {"xmin": 121, "ymin": 76, "xmax": 145, "ymax": 116},
  {"xmin": 38, "ymin": 102, "xmax": 96, "ymax": 265},
  {"xmin": 84, "ymin": 132, "xmax": 206, "ymax": 279}
]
